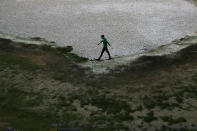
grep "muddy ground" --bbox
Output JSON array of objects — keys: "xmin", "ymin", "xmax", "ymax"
[{"xmin": 0, "ymin": 35, "xmax": 197, "ymax": 131}]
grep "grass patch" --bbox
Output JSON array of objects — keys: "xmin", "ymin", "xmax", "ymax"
[
  {"xmin": 30, "ymin": 37, "xmax": 44, "ymax": 41},
  {"xmin": 39, "ymin": 44, "xmax": 88, "ymax": 63},
  {"xmin": 90, "ymin": 95, "xmax": 131, "ymax": 114},
  {"xmin": 87, "ymin": 115, "xmax": 130, "ymax": 131},
  {"xmin": 176, "ymin": 96, "xmax": 184, "ymax": 103},
  {"xmin": 0, "ymin": 88, "xmax": 49, "ymax": 130},
  {"xmin": 160, "ymin": 116, "xmax": 187, "ymax": 125},
  {"xmin": 142, "ymin": 94, "xmax": 181, "ymax": 110},
  {"xmin": 0, "ymin": 87, "xmax": 43, "ymax": 111},
  {"xmin": 21, "ymin": 43, "xmax": 38, "ymax": 49},
  {"xmin": 141, "ymin": 111, "xmax": 158, "ymax": 123},
  {"xmin": 142, "ymin": 96, "xmax": 156, "ymax": 109},
  {"xmin": 150, "ymin": 95, "xmax": 173, "ymax": 110},
  {"xmin": 0, "ymin": 54, "xmax": 41, "ymax": 71},
  {"xmin": 0, "ymin": 39, "xmax": 15, "ymax": 52},
  {"xmin": 39, "ymin": 44, "xmax": 54, "ymax": 51},
  {"xmin": 90, "ymin": 115, "xmax": 111, "ymax": 124},
  {"xmin": 115, "ymin": 114, "xmax": 134, "ymax": 121},
  {"xmin": 60, "ymin": 112, "xmax": 84, "ymax": 127},
  {"xmin": 56, "ymin": 46, "xmax": 73, "ymax": 53},
  {"xmin": 64, "ymin": 53, "xmax": 88, "ymax": 63},
  {"xmin": 0, "ymin": 110, "xmax": 50, "ymax": 131},
  {"xmin": 135, "ymin": 105, "xmax": 143, "ymax": 111}
]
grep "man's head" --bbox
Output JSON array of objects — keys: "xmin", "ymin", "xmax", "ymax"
[{"xmin": 101, "ymin": 35, "xmax": 104, "ymax": 39}]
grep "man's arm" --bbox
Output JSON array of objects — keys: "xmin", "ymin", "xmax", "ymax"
[
  {"xmin": 107, "ymin": 41, "xmax": 111, "ymax": 46},
  {"xmin": 97, "ymin": 40, "xmax": 103, "ymax": 45}
]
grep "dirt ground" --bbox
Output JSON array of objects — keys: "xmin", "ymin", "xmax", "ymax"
[{"xmin": 0, "ymin": 35, "xmax": 197, "ymax": 131}]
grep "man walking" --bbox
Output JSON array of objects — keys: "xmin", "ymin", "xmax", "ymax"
[{"xmin": 96, "ymin": 35, "xmax": 112, "ymax": 61}]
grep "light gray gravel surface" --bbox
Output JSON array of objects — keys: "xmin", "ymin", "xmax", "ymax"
[{"xmin": 0, "ymin": 0, "xmax": 197, "ymax": 59}]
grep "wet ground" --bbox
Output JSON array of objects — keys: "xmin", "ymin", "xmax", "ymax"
[{"xmin": 1, "ymin": 0, "xmax": 197, "ymax": 59}]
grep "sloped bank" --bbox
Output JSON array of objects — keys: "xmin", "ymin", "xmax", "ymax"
[
  {"xmin": 81, "ymin": 34, "xmax": 197, "ymax": 73},
  {"xmin": 0, "ymin": 34, "xmax": 197, "ymax": 131},
  {"xmin": 187, "ymin": 0, "xmax": 197, "ymax": 6}
]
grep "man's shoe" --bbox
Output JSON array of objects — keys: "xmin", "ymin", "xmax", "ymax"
[
  {"xmin": 96, "ymin": 59, "xmax": 100, "ymax": 61},
  {"xmin": 108, "ymin": 57, "xmax": 112, "ymax": 60}
]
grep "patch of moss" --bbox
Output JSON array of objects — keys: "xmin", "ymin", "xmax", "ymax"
[{"xmin": 0, "ymin": 54, "xmax": 41, "ymax": 71}]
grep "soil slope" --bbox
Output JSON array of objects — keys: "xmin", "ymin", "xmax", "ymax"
[{"xmin": 0, "ymin": 35, "xmax": 197, "ymax": 131}]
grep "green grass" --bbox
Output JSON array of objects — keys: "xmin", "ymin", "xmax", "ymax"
[
  {"xmin": 115, "ymin": 114, "xmax": 134, "ymax": 121},
  {"xmin": 90, "ymin": 95, "xmax": 131, "ymax": 114},
  {"xmin": 160, "ymin": 116, "xmax": 187, "ymax": 125},
  {"xmin": 86, "ymin": 114, "xmax": 130, "ymax": 131},
  {"xmin": 0, "ymin": 87, "xmax": 44, "ymax": 111},
  {"xmin": 176, "ymin": 96, "xmax": 184, "ymax": 103},
  {"xmin": 39, "ymin": 44, "xmax": 54, "ymax": 51},
  {"xmin": 0, "ymin": 87, "xmax": 49, "ymax": 130},
  {"xmin": 0, "ymin": 87, "xmax": 83, "ymax": 130},
  {"xmin": 140, "ymin": 111, "xmax": 158, "ymax": 123},
  {"xmin": 135, "ymin": 105, "xmax": 143, "ymax": 111},
  {"xmin": 30, "ymin": 37, "xmax": 44, "ymax": 41},
  {"xmin": 0, "ymin": 41, "xmax": 13, "ymax": 51},
  {"xmin": 65, "ymin": 53, "xmax": 88, "ymax": 63},
  {"xmin": 142, "ymin": 96, "xmax": 156, "ymax": 109},
  {"xmin": 90, "ymin": 115, "xmax": 111, "ymax": 124},
  {"xmin": 61, "ymin": 112, "xmax": 84, "ymax": 125},
  {"xmin": 142, "ymin": 95, "xmax": 182, "ymax": 110},
  {"xmin": 56, "ymin": 46, "xmax": 73, "ymax": 53},
  {"xmin": 0, "ymin": 54, "xmax": 41, "ymax": 71},
  {"xmin": 0, "ymin": 110, "xmax": 49, "ymax": 131},
  {"xmin": 39, "ymin": 44, "xmax": 88, "ymax": 63}
]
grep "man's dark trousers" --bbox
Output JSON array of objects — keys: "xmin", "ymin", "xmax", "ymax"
[{"xmin": 99, "ymin": 47, "xmax": 111, "ymax": 59}]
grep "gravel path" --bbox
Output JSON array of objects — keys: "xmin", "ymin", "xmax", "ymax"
[{"xmin": 0, "ymin": 0, "xmax": 197, "ymax": 59}]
